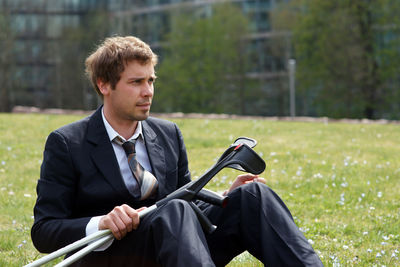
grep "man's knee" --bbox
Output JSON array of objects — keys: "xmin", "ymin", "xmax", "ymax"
[
  {"xmin": 229, "ymin": 182, "xmax": 292, "ymax": 216},
  {"xmin": 152, "ymin": 199, "xmax": 198, "ymax": 228},
  {"xmin": 232, "ymin": 181, "xmax": 274, "ymax": 201},
  {"xmin": 161, "ymin": 199, "xmax": 193, "ymax": 214}
]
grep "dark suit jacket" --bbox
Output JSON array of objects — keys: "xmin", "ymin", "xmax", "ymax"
[{"xmin": 31, "ymin": 107, "xmax": 191, "ymax": 253}]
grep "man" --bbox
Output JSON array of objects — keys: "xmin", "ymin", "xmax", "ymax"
[{"xmin": 31, "ymin": 36, "xmax": 323, "ymax": 266}]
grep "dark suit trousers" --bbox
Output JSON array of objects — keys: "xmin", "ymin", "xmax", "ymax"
[
  {"xmin": 203, "ymin": 182, "xmax": 323, "ymax": 267},
  {"xmin": 72, "ymin": 183, "xmax": 323, "ymax": 267},
  {"xmin": 71, "ymin": 199, "xmax": 214, "ymax": 267}
]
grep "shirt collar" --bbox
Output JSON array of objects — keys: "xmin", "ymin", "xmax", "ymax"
[{"xmin": 101, "ymin": 107, "xmax": 143, "ymax": 142}]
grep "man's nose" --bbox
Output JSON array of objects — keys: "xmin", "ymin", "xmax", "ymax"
[{"xmin": 142, "ymin": 82, "xmax": 153, "ymax": 97}]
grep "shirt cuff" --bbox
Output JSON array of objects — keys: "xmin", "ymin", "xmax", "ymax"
[{"xmin": 85, "ymin": 216, "xmax": 114, "ymax": 251}]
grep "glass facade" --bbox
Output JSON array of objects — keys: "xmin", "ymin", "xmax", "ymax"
[
  {"xmin": 1, "ymin": 0, "xmax": 108, "ymax": 108},
  {"xmin": 1, "ymin": 0, "xmax": 290, "ymax": 112}
]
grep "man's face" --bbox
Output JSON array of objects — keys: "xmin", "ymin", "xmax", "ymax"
[{"xmin": 102, "ymin": 60, "xmax": 156, "ymax": 123}]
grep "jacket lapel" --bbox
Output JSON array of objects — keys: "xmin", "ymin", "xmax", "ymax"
[
  {"xmin": 86, "ymin": 108, "xmax": 131, "ymax": 200},
  {"xmin": 142, "ymin": 120, "xmax": 167, "ymax": 199}
]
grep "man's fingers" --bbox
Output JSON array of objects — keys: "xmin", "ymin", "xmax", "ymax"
[
  {"xmin": 99, "ymin": 205, "xmax": 148, "ymax": 240},
  {"xmin": 121, "ymin": 204, "xmax": 141, "ymax": 230},
  {"xmin": 137, "ymin": 207, "xmax": 147, "ymax": 212},
  {"xmin": 109, "ymin": 208, "xmax": 129, "ymax": 239},
  {"xmin": 254, "ymin": 177, "xmax": 266, "ymax": 184},
  {"xmin": 237, "ymin": 173, "xmax": 258, "ymax": 183},
  {"xmin": 242, "ymin": 175, "xmax": 266, "ymax": 185},
  {"xmin": 99, "ymin": 204, "xmax": 143, "ymax": 240},
  {"xmin": 99, "ymin": 215, "xmax": 123, "ymax": 240}
]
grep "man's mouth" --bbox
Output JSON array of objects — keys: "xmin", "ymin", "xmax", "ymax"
[{"xmin": 137, "ymin": 102, "xmax": 151, "ymax": 109}]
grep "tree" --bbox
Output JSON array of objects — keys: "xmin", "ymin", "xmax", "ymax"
[
  {"xmin": 54, "ymin": 9, "xmax": 109, "ymax": 110},
  {"xmin": 273, "ymin": 0, "xmax": 400, "ymax": 119},
  {"xmin": 0, "ymin": 5, "xmax": 15, "ymax": 112},
  {"xmin": 154, "ymin": 3, "xmax": 251, "ymax": 114}
]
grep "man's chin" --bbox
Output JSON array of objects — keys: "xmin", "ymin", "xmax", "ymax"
[{"xmin": 134, "ymin": 111, "xmax": 150, "ymax": 121}]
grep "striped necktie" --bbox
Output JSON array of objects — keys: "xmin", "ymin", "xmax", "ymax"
[{"xmin": 114, "ymin": 137, "xmax": 158, "ymax": 200}]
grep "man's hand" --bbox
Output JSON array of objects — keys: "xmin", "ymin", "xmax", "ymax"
[
  {"xmin": 223, "ymin": 174, "xmax": 266, "ymax": 195},
  {"xmin": 99, "ymin": 204, "xmax": 146, "ymax": 240}
]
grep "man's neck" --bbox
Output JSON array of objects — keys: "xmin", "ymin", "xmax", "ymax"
[{"xmin": 103, "ymin": 108, "xmax": 138, "ymax": 140}]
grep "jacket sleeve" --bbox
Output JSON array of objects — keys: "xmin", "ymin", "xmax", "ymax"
[{"xmin": 31, "ymin": 130, "xmax": 90, "ymax": 253}]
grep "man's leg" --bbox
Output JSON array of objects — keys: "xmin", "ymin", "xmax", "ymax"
[
  {"xmin": 202, "ymin": 183, "xmax": 323, "ymax": 267},
  {"xmin": 74, "ymin": 199, "xmax": 215, "ymax": 267}
]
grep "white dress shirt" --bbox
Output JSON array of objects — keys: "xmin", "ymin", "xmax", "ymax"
[{"xmin": 85, "ymin": 108, "xmax": 153, "ymax": 250}]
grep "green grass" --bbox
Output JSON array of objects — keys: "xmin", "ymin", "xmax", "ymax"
[{"xmin": 0, "ymin": 113, "xmax": 399, "ymax": 266}]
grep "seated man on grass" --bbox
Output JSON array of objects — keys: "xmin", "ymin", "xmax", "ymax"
[{"xmin": 31, "ymin": 35, "xmax": 323, "ymax": 266}]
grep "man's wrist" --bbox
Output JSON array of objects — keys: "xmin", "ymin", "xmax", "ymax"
[
  {"xmin": 86, "ymin": 216, "xmax": 114, "ymax": 251},
  {"xmin": 86, "ymin": 216, "xmax": 103, "ymax": 236}
]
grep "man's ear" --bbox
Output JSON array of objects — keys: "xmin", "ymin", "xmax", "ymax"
[{"xmin": 97, "ymin": 79, "xmax": 110, "ymax": 96}]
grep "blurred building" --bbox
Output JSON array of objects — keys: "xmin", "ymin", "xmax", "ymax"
[
  {"xmin": 1, "ymin": 0, "xmax": 289, "ymax": 112},
  {"xmin": 0, "ymin": 0, "xmax": 108, "ymax": 109}
]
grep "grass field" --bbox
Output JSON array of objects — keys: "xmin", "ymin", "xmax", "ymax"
[{"xmin": 0, "ymin": 113, "xmax": 399, "ymax": 266}]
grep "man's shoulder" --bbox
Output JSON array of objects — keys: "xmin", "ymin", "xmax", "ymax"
[
  {"xmin": 57, "ymin": 115, "xmax": 91, "ymax": 133},
  {"xmin": 143, "ymin": 116, "xmax": 181, "ymax": 137},
  {"xmin": 145, "ymin": 116, "xmax": 176, "ymax": 128},
  {"xmin": 51, "ymin": 112, "xmax": 97, "ymax": 142}
]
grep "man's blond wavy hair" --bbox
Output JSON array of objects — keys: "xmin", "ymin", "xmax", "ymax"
[{"xmin": 85, "ymin": 36, "xmax": 158, "ymax": 97}]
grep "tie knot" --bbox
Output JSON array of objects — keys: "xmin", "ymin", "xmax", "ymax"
[{"xmin": 122, "ymin": 140, "xmax": 136, "ymax": 155}]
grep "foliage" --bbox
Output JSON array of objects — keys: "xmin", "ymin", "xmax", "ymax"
[
  {"xmin": 53, "ymin": 9, "xmax": 109, "ymax": 110},
  {"xmin": 154, "ymin": 3, "xmax": 251, "ymax": 115},
  {"xmin": 0, "ymin": 113, "xmax": 399, "ymax": 266},
  {"xmin": 272, "ymin": 0, "xmax": 400, "ymax": 119}
]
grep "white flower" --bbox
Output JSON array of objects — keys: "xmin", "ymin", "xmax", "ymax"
[
  {"xmin": 377, "ymin": 192, "xmax": 383, "ymax": 198},
  {"xmin": 313, "ymin": 173, "xmax": 323, "ymax": 178},
  {"xmin": 343, "ymin": 245, "xmax": 349, "ymax": 250},
  {"xmin": 308, "ymin": 239, "xmax": 314, "ymax": 245}
]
